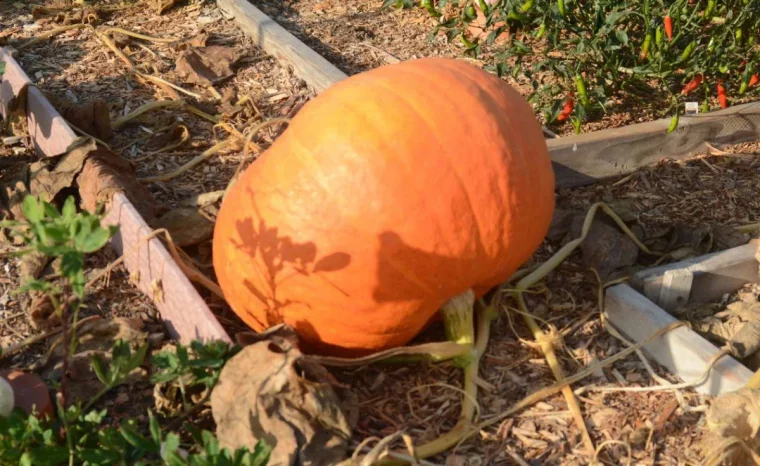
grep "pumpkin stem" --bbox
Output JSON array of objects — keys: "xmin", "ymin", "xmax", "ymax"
[{"xmin": 409, "ymin": 292, "xmax": 494, "ymax": 460}]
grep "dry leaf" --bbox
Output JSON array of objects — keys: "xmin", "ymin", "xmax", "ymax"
[
  {"xmin": 211, "ymin": 329, "xmax": 354, "ymax": 466},
  {"xmin": 711, "ymin": 224, "xmax": 750, "ymax": 252},
  {"xmin": 44, "ymin": 92, "xmax": 113, "ymax": 141},
  {"xmin": 77, "ymin": 144, "xmax": 161, "ymax": 221},
  {"xmin": 150, "ymin": 207, "xmax": 214, "ymax": 247},
  {"xmin": 29, "ymin": 138, "xmax": 95, "ymax": 203},
  {"xmin": 175, "ymin": 46, "xmax": 241, "ymax": 86},
  {"xmin": 702, "ymin": 387, "xmax": 760, "ymax": 465}
]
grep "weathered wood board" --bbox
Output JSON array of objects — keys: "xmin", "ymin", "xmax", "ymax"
[
  {"xmin": 0, "ymin": 49, "xmax": 230, "ymax": 345},
  {"xmin": 605, "ymin": 284, "xmax": 753, "ymax": 396},
  {"xmin": 605, "ymin": 243, "xmax": 760, "ymax": 396},
  {"xmin": 0, "ymin": 49, "xmax": 78, "ymax": 158},
  {"xmin": 103, "ymin": 193, "xmax": 231, "ymax": 344},
  {"xmin": 632, "ymin": 243, "xmax": 760, "ymax": 307},
  {"xmin": 216, "ymin": 0, "xmax": 346, "ymax": 93}
]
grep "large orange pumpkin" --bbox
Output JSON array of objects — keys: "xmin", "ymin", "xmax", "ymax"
[{"xmin": 213, "ymin": 57, "xmax": 555, "ymax": 356}]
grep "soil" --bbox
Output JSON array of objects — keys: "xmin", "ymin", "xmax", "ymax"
[{"xmin": 2, "ymin": 0, "xmax": 760, "ymax": 465}]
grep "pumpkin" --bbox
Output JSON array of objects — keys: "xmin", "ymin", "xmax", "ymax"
[{"xmin": 213, "ymin": 57, "xmax": 555, "ymax": 356}]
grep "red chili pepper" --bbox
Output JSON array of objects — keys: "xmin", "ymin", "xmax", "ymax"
[
  {"xmin": 664, "ymin": 15, "xmax": 673, "ymax": 40},
  {"xmin": 681, "ymin": 74, "xmax": 703, "ymax": 95},
  {"xmin": 557, "ymin": 92, "xmax": 575, "ymax": 122},
  {"xmin": 717, "ymin": 81, "xmax": 728, "ymax": 109},
  {"xmin": 750, "ymin": 74, "xmax": 760, "ymax": 87}
]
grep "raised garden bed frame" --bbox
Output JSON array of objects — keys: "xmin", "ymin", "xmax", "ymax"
[
  {"xmin": 604, "ymin": 242, "xmax": 760, "ymax": 396},
  {"xmin": 3, "ymin": 0, "xmax": 760, "ymax": 350}
]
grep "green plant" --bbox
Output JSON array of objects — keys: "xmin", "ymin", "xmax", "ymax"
[
  {"xmin": 0, "ymin": 402, "xmax": 271, "ymax": 465},
  {"xmin": 408, "ymin": 0, "xmax": 760, "ymax": 131},
  {"xmin": 0, "ymin": 196, "xmax": 270, "ymax": 465}
]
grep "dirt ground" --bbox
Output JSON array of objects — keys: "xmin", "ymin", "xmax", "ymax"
[{"xmin": 3, "ymin": 0, "xmax": 760, "ymax": 465}]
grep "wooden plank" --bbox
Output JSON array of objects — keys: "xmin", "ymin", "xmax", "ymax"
[
  {"xmin": 0, "ymin": 48, "xmax": 79, "ymax": 158},
  {"xmin": 216, "ymin": 0, "xmax": 347, "ymax": 93},
  {"xmin": 103, "ymin": 193, "xmax": 231, "ymax": 345},
  {"xmin": 604, "ymin": 284, "xmax": 753, "ymax": 395},
  {"xmin": 656, "ymin": 268, "xmax": 694, "ymax": 312},
  {"xmin": 549, "ymin": 102, "xmax": 760, "ymax": 189},
  {"xmin": 632, "ymin": 243, "xmax": 760, "ymax": 304},
  {"xmin": 0, "ymin": 52, "xmax": 230, "ymax": 346}
]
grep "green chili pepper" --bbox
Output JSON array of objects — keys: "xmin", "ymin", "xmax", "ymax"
[
  {"xmin": 701, "ymin": 98, "xmax": 709, "ymax": 114},
  {"xmin": 459, "ymin": 33, "xmax": 476, "ymax": 48},
  {"xmin": 707, "ymin": 37, "xmax": 716, "ymax": 53},
  {"xmin": 512, "ymin": 66, "xmax": 520, "ymax": 79},
  {"xmin": 478, "ymin": 0, "xmax": 489, "ymax": 13},
  {"xmin": 655, "ymin": 27, "xmax": 663, "ymax": 48},
  {"xmin": 575, "ymin": 74, "xmax": 589, "ymax": 107},
  {"xmin": 557, "ymin": 0, "xmax": 566, "ymax": 18},
  {"xmin": 507, "ymin": 10, "xmax": 528, "ymax": 22},
  {"xmin": 680, "ymin": 41, "xmax": 696, "ymax": 62},
  {"xmin": 719, "ymin": 63, "xmax": 729, "ymax": 73},
  {"xmin": 536, "ymin": 22, "xmax": 547, "ymax": 39},
  {"xmin": 740, "ymin": 65, "xmax": 753, "ymax": 94},
  {"xmin": 640, "ymin": 32, "xmax": 653, "ymax": 60},
  {"xmin": 736, "ymin": 28, "xmax": 743, "ymax": 44},
  {"xmin": 667, "ymin": 114, "xmax": 679, "ymax": 133},
  {"xmin": 520, "ymin": 0, "xmax": 534, "ymax": 13},
  {"xmin": 464, "ymin": 4, "xmax": 476, "ymax": 19},
  {"xmin": 421, "ymin": 0, "xmax": 441, "ymax": 17},
  {"xmin": 704, "ymin": 0, "xmax": 715, "ymax": 19}
]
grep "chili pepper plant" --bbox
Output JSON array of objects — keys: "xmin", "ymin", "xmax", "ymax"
[{"xmin": 398, "ymin": 0, "xmax": 760, "ymax": 132}]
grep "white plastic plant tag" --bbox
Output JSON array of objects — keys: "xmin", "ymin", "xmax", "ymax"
[{"xmin": 685, "ymin": 102, "xmax": 699, "ymax": 115}]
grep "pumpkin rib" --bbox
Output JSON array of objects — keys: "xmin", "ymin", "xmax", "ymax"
[
  {"xmin": 403, "ymin": 61, "xmax": 534, "ymax": 285},
  {"xmin": 364, "ymin": 68, "xmax": 485, "ymax": 262}
]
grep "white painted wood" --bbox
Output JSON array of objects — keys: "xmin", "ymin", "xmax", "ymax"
[
  {"xmin": 657, "ymin": 268, "xmax": 694, "ymax": 312},
  {"xmin": 632, "ymin": 243, "xmax": 760, "ymax": 304},
  {"xmin": 605, "ymin": 284, "xmax": 753, "ymax": 395}
]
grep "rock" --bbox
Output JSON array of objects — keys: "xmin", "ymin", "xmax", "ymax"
[
  {"xmin": 569, "ymin": 216, "xmax": 639, "ymax": 279},
  {"xmin": 0, "ymin": 370, "xmax": 53, "ymax": 419}
]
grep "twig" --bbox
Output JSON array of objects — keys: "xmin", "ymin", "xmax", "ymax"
[
  {"xmin": 101, "ymin": 27, "xmax": 178, "ymax": 43},
  {"xmin": 86, "ymin": 228, "xmax": 225, "ymax": 301},
  {"xmin": 0, "ymin": 315, "xmax": 101, "ymax": 360},
  {"xmin": 224, "ymin": 118, "xmax": 290, "ymax": 194},
  {"xmin": 139, "ymin": 138, "xmax": 233, "ymax": 183},
  {"xmin": 17, "ymin": 24, "xmax": 87, "ymax": 50}
]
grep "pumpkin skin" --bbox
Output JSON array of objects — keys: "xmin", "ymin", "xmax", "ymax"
[{"xmin": 213, "ymin": 57, "xmax": 555, "ymax": 356}]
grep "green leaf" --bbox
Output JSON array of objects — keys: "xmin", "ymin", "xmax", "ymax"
[
  {"xmin": 21, "ymin": 196, "xmax": 43, "ymax": 224},
  {"xmin": 119, "ymin": 422, "xmax": 157, "ymax": 453},
  {"xmin": 76, "ymin": 227, "xmax": 113, "ymax": 253},
  {"xmin": 61, "ymin": 196, "xmax": 76, "ymax": 220},
  {"xmin": 78, "ymin": 448, "xmax": 123, "ymax": 465},
  {"xmin": 148, "ymin": 411, "xmax": 161, "ymax": 445},
  {"xmin": 90, "ymin": 355, "xmax": 110, "ymax": 386}
]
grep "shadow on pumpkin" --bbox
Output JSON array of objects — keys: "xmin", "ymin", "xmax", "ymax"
[{"xmin": 229, "ymin": 188, "xmax": 352, "ymax": 331}]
